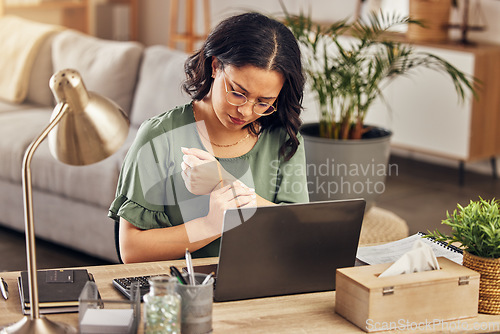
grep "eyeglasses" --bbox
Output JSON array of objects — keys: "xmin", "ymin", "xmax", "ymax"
[{"xmin": 222, "ymin": 71, "xmax": 277, "ymax": 116}]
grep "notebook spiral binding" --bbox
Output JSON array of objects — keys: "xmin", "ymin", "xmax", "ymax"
[{"xmin": 417, "ymin": 231, "xmax": 463, "ymax": 254}]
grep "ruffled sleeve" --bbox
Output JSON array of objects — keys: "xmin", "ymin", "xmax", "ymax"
[
  {"xmin": 108, "ymin": 117, "xmax": 177, "ymax": 229},
  {"xmin": 109, "ymin": 195, "xmax": 173, "ymax": 229}
]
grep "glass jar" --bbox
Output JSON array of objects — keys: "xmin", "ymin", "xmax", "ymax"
[{"xmin": 143, "ymin": 276, "xmax": 181, "ymax": 334}]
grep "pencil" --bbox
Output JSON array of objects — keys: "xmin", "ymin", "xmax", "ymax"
[
  {"xmin": 216, "ymin": 160, "xmax": 224, "ymax": 187},
  {"xmin": 201, "ymin": 272, "xmax": 214, "ymax": 285}
]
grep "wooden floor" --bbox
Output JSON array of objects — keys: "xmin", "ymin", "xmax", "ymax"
[
  {"xmin": 0, "ymin": 154, "xmax": 498, "ymax": 272},
  {"xmin": 378, "ymin": 155, "xmax": 499, "ymax": 236}
]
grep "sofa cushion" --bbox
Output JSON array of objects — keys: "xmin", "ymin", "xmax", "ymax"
[
  {"xmin": 0, "ymin": 100, "xmax": 34, "ymax": 114},
  {"xmin": 29, "ymin": 131, "xmax": 135, "ymax": 208},
  {"xmin": 0, "ymin": 109, "xmax": 136, "ymax": 208},
  {"xmin": 130, "ymin": 45, "xmax": 190, "ymax": 127},
  {"xmin": 26, "ymin": 33, "xmax": 56, "ymax": 107},
  {"xmin": 0, "ymin": 109, "xmax": 52, "ymax": 183},
  {"xmin": 52, "ymin": 30, "xmax": 143, "ymax": 115}
]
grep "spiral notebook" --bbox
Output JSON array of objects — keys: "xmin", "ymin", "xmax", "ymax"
[{"xmin": 356, "ymin": 232, "xmax": 463, "ymax": 265}]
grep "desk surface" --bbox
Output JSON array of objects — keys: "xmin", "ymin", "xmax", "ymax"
[{"xmin": 1, "ymin": 258, "xmax": 500, "ymax": 333}]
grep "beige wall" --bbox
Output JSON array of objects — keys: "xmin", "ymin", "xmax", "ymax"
[
  {"xmin": 136, "ymin": 0, "xmax": 500, "ymax": 47},
  {"xmin": 4, "ymin": 0, "xmax": 499, "ymax": 46},
  {"xmin": 137, "ymin": 0, "xmax": 358, "ymax": 47},
  {"xmin": 3, "ymin": 7, "xmax": 61, "ymax": 26}
]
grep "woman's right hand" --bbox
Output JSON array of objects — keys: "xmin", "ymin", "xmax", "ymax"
[{"xmin": 204, "ymin": 181, "xmax": 256, "ymax": 237}]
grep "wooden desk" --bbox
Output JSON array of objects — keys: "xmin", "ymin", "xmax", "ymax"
[{"xmin": 2, "ymin": 258, "xmax": 500, "ymax": 333}]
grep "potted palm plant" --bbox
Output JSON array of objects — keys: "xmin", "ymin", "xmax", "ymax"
[
  {"xmin": 281, "ymin": 8, "xmax": 476, "ymax": 205},
  {"xmin": 427, "ymin": 198, "xmax": 500, "ymax": 314}
]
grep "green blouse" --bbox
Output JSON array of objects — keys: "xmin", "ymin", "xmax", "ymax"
[{"xmin": 109, "ymin": 102, "xmax": 309, "ymax": 258}]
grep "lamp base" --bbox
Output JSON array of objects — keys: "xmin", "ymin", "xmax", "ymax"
[{"xmin": 1, "ymin": 316, "xmax": 76, "ymax": 334}]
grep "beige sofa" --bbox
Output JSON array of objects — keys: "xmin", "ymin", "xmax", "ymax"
[{"xmin": 0, "ymin": 18, "xmax": 191, "ymax": 262}]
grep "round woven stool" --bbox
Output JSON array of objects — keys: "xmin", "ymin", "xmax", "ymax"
[{"xmin": 358, "ymin": 206, "xmax": 409, "ymax": 246}]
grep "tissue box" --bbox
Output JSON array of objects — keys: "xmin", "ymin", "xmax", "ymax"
[{"xmin": 335, "ymin": 257, "xmax": 479, "ymax": 332}]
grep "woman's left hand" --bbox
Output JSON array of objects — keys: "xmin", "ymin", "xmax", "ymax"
[{"xmin": 181, "ymin": 147, "xmax": 233, "ymax": 195}]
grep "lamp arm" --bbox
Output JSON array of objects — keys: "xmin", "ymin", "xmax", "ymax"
[{"xmin": 21, "ymin": 102, "xmax": 69, "ymax": 320}]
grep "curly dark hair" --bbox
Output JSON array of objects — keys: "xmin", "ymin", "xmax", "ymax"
[{"xmin": 183, "ymin": 12, "xmax": 305, "ymax": 161}]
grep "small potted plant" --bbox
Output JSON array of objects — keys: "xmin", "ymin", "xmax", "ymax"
[{"xmin": 427, "ymin": 197, "xmax": 500, "ymax": 314}]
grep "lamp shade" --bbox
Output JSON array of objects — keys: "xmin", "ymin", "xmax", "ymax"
[{"xmin": 48, "ymin": 69, "xmax": 130, "ymax": 165}]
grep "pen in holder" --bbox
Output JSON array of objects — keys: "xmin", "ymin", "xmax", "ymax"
[
  {"xmin": 78, "ymin": 281, "xmax": 140, "ymax": 334},
  {"xmin": 171, "ymin": 273, "xmax": 214, "ymax": 334}
]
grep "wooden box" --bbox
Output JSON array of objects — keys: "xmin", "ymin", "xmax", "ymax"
[{"xmin": 335, "ymin": 257, "xmax": 479, "ymax": 332}]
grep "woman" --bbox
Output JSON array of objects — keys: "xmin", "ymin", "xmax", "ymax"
[{"xmin": 109, "ymin": 12, "xmax": 309, "ymax": 263}]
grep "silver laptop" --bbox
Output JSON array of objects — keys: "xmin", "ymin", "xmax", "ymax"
[{"xmin": 208, "ymin": 198, "xmax": 365, "ymax": 302}]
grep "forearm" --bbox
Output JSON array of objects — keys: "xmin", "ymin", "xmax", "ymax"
[
  {"xmin": 257, "ymin": 194, "xmax": 275, "ymax": 207},
  {"xmin": 120, "ymin": 184, "xmax": 264, "ymax": 263},
  {"xmin": 119, "ymin": 217, "xmax": 220, "ymax": 263}
]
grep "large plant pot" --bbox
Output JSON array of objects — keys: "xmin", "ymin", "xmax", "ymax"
[
  {"xmin": 463, "ymin": 251, "xmax": 500, "ymax": 314},
  {"xmin": 407, "ymin": 0, "xmax": 452, "ymax": 43},
  {"xmin": 300, "ymin": 123, "xmax": 392, "ymax": 209}
]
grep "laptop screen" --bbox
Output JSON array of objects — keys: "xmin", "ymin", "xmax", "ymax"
[{"xmin": 214, "ymin": 199, "xmax": 366, "ymax": 302}]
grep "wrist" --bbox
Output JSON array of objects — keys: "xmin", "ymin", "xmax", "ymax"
[{"xmin": 184, "ymin": 216, "xmax": 221, "ymax": 244}]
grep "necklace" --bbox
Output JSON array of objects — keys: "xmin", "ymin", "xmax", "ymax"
[
  {"xmin": 193, "ymin": 107, "xmax": 251, "ymax": 148},
  {"xmin": 199, "ymin": 130, "xmax": 251, "ymax": 147}
]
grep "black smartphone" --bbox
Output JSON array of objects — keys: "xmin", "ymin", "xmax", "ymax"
[{"xmin": 182, "ymin": 264, "xmax": 218, "ymax": 278}]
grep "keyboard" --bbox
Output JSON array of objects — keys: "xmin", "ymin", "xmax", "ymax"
[{"xmin": 112, "ymin": 274, "xmax": 169, "ymax": 300}]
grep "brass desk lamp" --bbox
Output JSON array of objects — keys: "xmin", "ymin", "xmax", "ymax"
[{"xmin": 3, "ymin": 69, "xmax": 130, "ymax": 333}]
